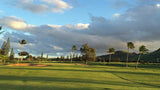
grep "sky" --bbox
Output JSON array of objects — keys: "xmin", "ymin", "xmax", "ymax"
[{"xmin": 0, "ymin": 0, "xmax": 160, "ymax": 57}]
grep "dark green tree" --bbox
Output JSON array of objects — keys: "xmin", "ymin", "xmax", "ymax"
[
  {"xmin": 60, "ymin": 56, "xmax": 63, "ymax": 62},
  {"xmin": 80, "ymin": 43, "xmax": 96, "ymax": 64},
  {"xmin": 26, "ymin": 55, "xmax": 32, "ymax": 61},
  {"xmin": 18, "ymin": 51, "xmax": 29, "ymax": 56},
  {"xmin": 67, "ymin": 56, "xmax": 69, "ymax": 61},
  {"xmin": 57, "ymin": 57, "xmax": 59, "ymax": 61},
  {"xmin": 0, "ymin": 55, "xmax": 7, "ymax": 64},
  {"xmin": 76, "ymin": 54, "xmax": 79, "ymax": 61},
  {"xmin": 126, "ymin": 42, "xmax": 135, "ymax": 67},
  {"xmin": 18, "ymin": 51, "xmax": 29, "ymax": 63},
  {"xmin": 10, "ymin": 48, "xmax": 14, "ymax": 60},
  {"xmin": 1, "ymin": 37, "xmax": 10, "ymax": 56}
]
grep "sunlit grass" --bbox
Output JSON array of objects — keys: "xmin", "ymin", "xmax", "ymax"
[{"xmin": 0, "ymin": 62, "xmax": 159, "ymax": 90}]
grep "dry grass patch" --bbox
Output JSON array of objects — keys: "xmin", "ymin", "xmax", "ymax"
[{"xmin": 8, "ymin": 63, "xmax": 52, "ymax": 67}]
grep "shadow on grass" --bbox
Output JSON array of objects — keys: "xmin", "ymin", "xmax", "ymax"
[
  {"xmin": 111, "ymin": 73, "xmax": 160, "ymax": 89},
  {"xmin": 105, "ymin": 63, "xmax": 160, "ymax": 69},
  {"xmin": 0, "ymin": 83, "xmax": 92, "ymax": 90},
  {"xmin": 0, "ymin": 75, "xmax": 157, "ymax": 89},
  {"xmin": 0, "ymin": 65, "xmax": 160, "ymax": 89},
  {"xmin": 138, "ymin": 64, "xmax": 160, "ymax": 69}
]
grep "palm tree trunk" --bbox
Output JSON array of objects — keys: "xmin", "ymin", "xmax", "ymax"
[
  {"xmin": 71, "ymin": 52, "xmax": 73, "ymax": 63},
  {"xmin": 109, "ymin": 54, "xmax": 111, "ymax": 64},
  {"xmin": 126, "ymin": 48, "xmax": 129, "ymax": 67},
  {"xmin": 20, "ymin": 45, "xmax": 23, "ymax": 61},
  {"xmin": 136, "ymin": 54, "xmax": 141, "ymax": 69},
  {"xmin": 85, "ymin": 60, "xmax": 88, "ymax": 64}
]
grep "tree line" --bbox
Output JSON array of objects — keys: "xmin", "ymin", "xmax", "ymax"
[
  {"xmin": 0, "ymin": 26, "xmax": 154, "ymax": 68},
  {"xmin": 0, "ymin": 36, "xmax": 150, "ymax": 69},
  {"xmin": 67, "ymin": 42, "xmax": 149, "ymax": 68}
]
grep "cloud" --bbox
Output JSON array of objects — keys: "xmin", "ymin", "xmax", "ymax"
[
  {"xmin": 135, "ymin": 0, "xmax": 160, "ymax": 5},
  {"xmin": 0, "ymin": 10, "xmax": 3, "ymax": 13},
  {"xmin": 12, "ymin": 0, "xmax": 72, "ymax": 13},
  {"xmin": 111, "ymin": 0, "xmax": 132, "ymax": 9},
  {"xmin": 88, "ymin": 4, "xmax": 160, "ymax": 42},
  {"xmin": 0, "ymin": 16, "xmax": 28, "ymax": 30},
  {"xmin": 53, "ymin": 46, "xmax": 63, "ymax": 51},
  {"xmin": 0, "ymin": 16, "xmax": 89, "ymax": 32},
  {"xmin": 2, "ymin": 1, "xmax": 160, "ymax": 56},
  {"xmin": 156, "ymin": 4, "xmax": 160, "ymax": 7},
  {"xmin": 112, "ymin": 13, "xmax": 120, "ymax": 18},
  {"xmin": 0, "ymin": 16, "xmax": 92, "ymax": 55},
  {"xmin": 64, "ymin": 23, "xmax": 89, "ymax": 30},
  {"xmin": 41, "ymin": 0, "xmax": 73, "ymax": 12}
]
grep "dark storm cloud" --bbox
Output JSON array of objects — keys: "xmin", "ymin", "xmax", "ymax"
[{"xmin": 87, "ymin": 4, "xmax": 160, "ymax": 42}]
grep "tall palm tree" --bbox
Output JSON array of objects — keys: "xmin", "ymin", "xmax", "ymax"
[
  {"xmin": 19, "ymin": 39, "xmax": 27, "ymax": 61},
  {"xmin": 71, "ymin": 45, "xmax": 77, "ymax": 63},
  {"xmin": 126, "ymin": 42, "xmax": 135, "ymax": 67},
  {"xmin": 136, "ymin": 45, "xmax": 148, "ymax": 68},
  {"xmin": 108, "ymin": 47, "xmax": 115, "ymax": 64}
]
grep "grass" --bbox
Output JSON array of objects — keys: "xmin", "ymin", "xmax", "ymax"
[{"xmin": 0, "ymin": 62, "xmax": 159, "ymax": 90}]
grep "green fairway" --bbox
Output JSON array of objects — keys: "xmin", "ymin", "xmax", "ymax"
[{"xmin": 0, "ymin": 63, "xmax": 159, "ymax": 90}]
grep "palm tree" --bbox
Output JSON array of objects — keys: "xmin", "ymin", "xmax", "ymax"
[
  {"xmin": 108, "ymin": 47, "xmax": 115, "ymax": 64},
  {"xmin": 71, "ymin": 45, "xmax": 77, "ymax": 63},
  {"xmin": 136, "ymin": 45, "xmax": 148, "ymax": 68},
  {"xmin": 19, "ymin": 39, "xmax": 27, "ymax": 61},
  {"xmin": 126, "ymin": 42, "xmax": 135, "ymax": 67}
]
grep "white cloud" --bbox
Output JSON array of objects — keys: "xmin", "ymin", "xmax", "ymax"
[
  {"xmin": 12, "ymin": 0, "xmax": 72, "ymax": 13},
  {"xmin": 113, "ymin": 13, "xmax": 120, "ymax": 18},
  {"xmin": 27, "ymin": 43, "xmax": 35, "ymax": 47},
  {"xmin": 0, "ymin": 16, "xmax": 89, "ymax": 32},
  {"xmin": 53, "ymin": 46, "xmax": 63, "ymax": 50},
  {"xmin": 0, "ymin": 16, "xmax": 28, "ymax": 30},
  {"xmin": 65, "ymin": 23, "xmax": 89, "ymax": 30},
  {"xmin": 9, "ymin": 21, "xmax": 27, "ymax": 30},
  {"xmin": 56, "ymin": 52, "xmax": 63, "ymax": 56},
  {"xmin": 156, "ymin": 4, "xmax": 160, "ymax": 7},
  {"xmin": 41, "ymin": 0, "xmax": 73, "ymax": 13},
  {"xmin": 48, "ymin": 24, "xmax": 62, "ymax": 29},
  {"xmin": 74, "ymin": 23, "xmax": 90, "ymax": 30}
]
